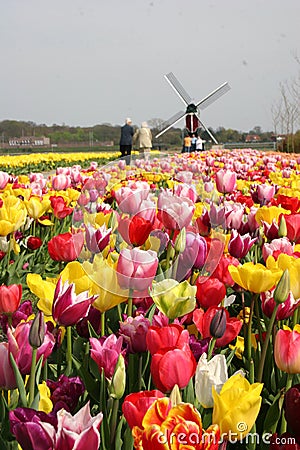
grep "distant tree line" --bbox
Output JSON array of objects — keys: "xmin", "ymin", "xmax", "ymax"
[{"xmin": 1, "ymin": 119, "xmax": 300, "ymax": 151}]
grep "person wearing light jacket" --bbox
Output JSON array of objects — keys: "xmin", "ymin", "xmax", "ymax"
[{"xmin": 133, "ymin": 122, "xmax": 152, "ymax": 158}]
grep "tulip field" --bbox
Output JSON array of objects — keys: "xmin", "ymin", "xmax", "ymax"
[{"xmin": 1, "ymin": 148, "xmax": 300, "ymax": 449}]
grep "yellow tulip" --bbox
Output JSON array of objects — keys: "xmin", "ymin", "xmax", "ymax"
[
  {"xmin": 38, "ymin": 382, "xmax": 53, "ymax": 413},
  {"xmin": 82, "ymin": 254, "xmax": 128, "ymax": 312},
  {"xmin": 255, "ymin": 205, "xmax": 290, "ymax": 225},
  {"xmin": 229, "ymin": 335, "xmax": 257, "ymax": 360},
  {"xmin": 266, "ymin": 254, "xmax": 300, "ymax": 299},
  {"xmin": 149, "ymin": 279, "xmax": 196, "ymax": 319},
  {"xmin": 26, "ymin": 273, "xmax": 57, "ymax": 317},
  {"xmin": 0, "ymin": 196, "xmax": 27, "ymax": 235},
  {"xmin": 212, "ymin": 373, "xmax": 263, "ymax": 439},
  {"xmin": 60, "ymin": 261, "xmax": 94, "ymax": 294},
  {"xmin": 23, "ymin": 196, "xmax": 51, "ymax": 220},
  {"xmin": 228, "ymin": 262, "xmax": 282, "ymax": 293}
]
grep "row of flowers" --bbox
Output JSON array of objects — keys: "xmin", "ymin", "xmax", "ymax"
[{"xmin": 0, "ymin": 148, "xmax": 300, "ymax": 449}]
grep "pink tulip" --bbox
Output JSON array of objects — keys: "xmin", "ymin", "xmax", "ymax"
[
  {"xmin": 52, "ymin": 174, "xmax": 71, "ymax": 191},
  {"xmin": 173, "ymin": 183, "xmax": 198, "ymax": 203},
  {"xmin": 0, "ymin": 171, "xmax": 10, "ymax": 189},
  {"xmin": 256, "ymin": 184, "xmax": 276, "ymax": 205},
  {"xmin": 262, "ymin": 237, "xmax": 294, "ymax": 262},
  {"xmin": 0, "ymin": 342, "xmax": 17, "ymax": 390},
  {"xmin": 52, "ymin": 278, "xmax": 97, "ymax": 327},
  {"xmin": 157, "ymin": 191, "xmax": 195, "ymax": 230},
  {"xmin": 85, "ymin": 224, "xmax": 111, "ymax": 254},
  {"xmin": 117, "ymin": 248, "xmax": 158, "ymax": 292},
  {"xmin": 7, "ymin": 321, "xmax": 55, "ymax": 375},
  {"xmin": 215, "ymin": 169, "xmax": 237, "ymax": 194},
  {"xmin": 55, "ymin": 401, "xmax": 103, "ymax": 449},
  {"xmin": 90, "ymin": 334, "xmax": 123, "ymax": 379},
  {"xmin": 274, "ymin": 326, "xmax": 300, "ymax": 373},
  {"xmin": 114, "ymin": 181, "xmax": 150, "ymax": 215},
  {"xmin": 56, "ymin": 167, "xmax": 71, "ymax": 175}
]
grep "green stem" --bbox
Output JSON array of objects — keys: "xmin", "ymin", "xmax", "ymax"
[
  {"xmin": 6, "ymin": 234, "xmax": 12, "ymax": 272},
  {"xmin": 280, "ymin": 373, "xmax": 294, "ymax": 434},
  {"xmin": 110, "ymin": 398, "xmax": 119, "ymax": 447},
  {"xmin": 257, "ymin": 303, "xmax": 279, "ymax": 383},
  {"xmin": 246, "ymin": 295, "xmax": 256, "ymax": 363},
  {"xmin": 127, "ymin": 288, "xmax": 134, "ymax": 317},
  {"xmin": 137, "ymin": 353, "xmax": 143, "ymax": 391},
  {"xmin": 101, "ymin": 311, "xmax": 105, "ymax": 337},
  {"xmin": 207, "ymin": 337, "xmax": 217, "ymax": 360},
  {"xmin": 29, "ymin": 347, "xmax": 37, "ymax": 407},
  {"xmin": 172, "ymin": 251, "xmax": 180, "ymax": 279},
  {"xmin": 165, "ymin": 240, "xmax": 172, "ymax": 272},
  {"xmin": 65, "ymin": 326, "xmax": 72, "ymax": 376},
  {"xmin": 292, "ymin": 306, "xmax": 299, "ymax": 328}
]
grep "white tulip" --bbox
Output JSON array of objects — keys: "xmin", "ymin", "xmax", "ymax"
[{"xmin": 195, "ymin": 353, "xmax": 228, "ymax": 408}]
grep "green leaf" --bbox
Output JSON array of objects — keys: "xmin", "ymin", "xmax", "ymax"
[
  {"xmin": 72, "ymin": 355, "xmax": 100, "ymax": 402},
  {"xmin": 114, "ymin": 415, "xmax": 125, "ymax": 450},
  {"xmin": 263, "ymin": 390, "xmax": 284, "ymax": 434},
  {"xmin": 123, "ymin": 424, "xmax": 134, "ymax": 450},
  {"xmin": 9, "ymin": 353, "xmax": 27, "ymax": 407}
]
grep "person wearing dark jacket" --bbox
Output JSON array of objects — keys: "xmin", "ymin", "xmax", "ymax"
[{"xmin": 119, "ymin": 118, "xmax": 134, "ymax": 157}]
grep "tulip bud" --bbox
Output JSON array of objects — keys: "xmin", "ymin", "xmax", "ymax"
[
  {"xmin": 210, "ymin": 308, "xmax": 227, "ymax": 338},
  {"xmin": 29, "ymin": 311, "xmax": 45, "ymax": 348},
  {"xmin": 174, "ymin": 227, "xmax": 186, "ymax": 253},
  {"xmin": 278, "ymin": 215, "xmax": 287, "ymax": 237},
  {"xmin": 170, "ymin": 384, "xmax": 182, "ymax": 406},
  {"xmin": 108, "ymin": 354, "xmax": 126, "ymax": 399},
  {"xmin": 273, "ymin": 269, "xmax": 290, "ymax": 304}
]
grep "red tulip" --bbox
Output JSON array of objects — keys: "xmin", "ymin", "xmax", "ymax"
[
  {"xmin": 193, "ymin": 306, "xmax": 242, "ymax": 347},
  {"xmin": 118, "ymin": 215, "xmax": 153, "ymax": 247},
  {"xmin": 150, "ymin": 346, "xmax": 196, "ymax": 392},
  {"xmin": 122, "ymin": 390, "xmax": 165, "ymax": 429},
  {"xmin": 210, "ymin": 254, "xmax": 239, "ymax": 287},
  {"xmin": 50, "ymin": 195, "xmax": 73, "ymax": 219},
  {"xmin": 0, "ymin": 284, "xmax": 22, "ymax": 315},
  {"xmin": 48, "ymin": 231, "xmax": 84, "ymax": 262},
  {"xmin": 146, "ymin": 324, "xmax": 188, "ymax": 355},
  {"xmin": 27, "ymin": 236, "xmax": 43, "ymax": 250},
  {"xmin": 195, "ymin": 277, "xmax": 226, "ymax": 309},
  {"xmin": 282, "ymin": 214, "xmax": 300, "ymax": 243}
]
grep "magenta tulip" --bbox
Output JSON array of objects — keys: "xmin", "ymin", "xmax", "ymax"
[
  {"xmin": 52, "ymin": 277, "xmax": 97, "ymax": 327},
  {"xmin": 7, "ymin": 321, "xmax": 55, "ymax": 375},
  {"xmin": 228, "ymin": 230, "xmax": 257, "ymax": 259},
  {"xmin": 0, "ymin": 342, "xmax": 17, "ymax": 390},
  {"xmin": 116, "ymin": 248, "xmax": 158, "ymax": 292},
  {"xmin": 119, "ymin": 315, "xmax": 150, "ymax": 353},
  {"xmin": 90, "ymin": 334, "xmax": 123, "ymax": 379}
]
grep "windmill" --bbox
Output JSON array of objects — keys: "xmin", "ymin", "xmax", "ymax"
[{"xmin": 156, "ymin": 72, "xmax": 231, "ymax": 144}]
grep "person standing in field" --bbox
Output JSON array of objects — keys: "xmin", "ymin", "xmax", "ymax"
[
  {"xmin": 183, "ymin": 134, "xmax": 192, "ymax": 153},
  {"xmin": 133, "ymin": 122, "xmax": 152, "ymax": 158},
  {"xmin": 119, "ymin": 118, "xmax": 134, "ymax": 158}
]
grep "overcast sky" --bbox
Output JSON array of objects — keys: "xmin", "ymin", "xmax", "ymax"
[{"xmin": 1, "ymin": 0, "xmax": 299, "ymax": 132}]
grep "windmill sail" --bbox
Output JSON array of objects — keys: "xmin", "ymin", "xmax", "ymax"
[
  {"xmin": 196, "ymin": 82, "xmax": 231, "ymax": 110},
  {"xmin": 155, "ymin": 110, "xmax": 186, "ymax": 138},
  {"xmin": 164, "ymin": 72, "xmax": 193, "ymax": 106},
  {"xmin": 197, "ymin": 116, "xmax": 218, "ymax": 144}
]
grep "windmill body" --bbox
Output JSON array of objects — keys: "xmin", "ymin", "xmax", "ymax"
[{"xmin": 156, "ymin": 72, "xmax": 231, "ymax": 144}]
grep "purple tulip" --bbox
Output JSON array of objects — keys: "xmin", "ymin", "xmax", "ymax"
[
  {"xmin": 47, "ymin": 375, "xmax": 85, "ymax": 413},
  {"xmin": 284, "ymin": 384, "xmax": 300, "ymax": 443},
  {"xmin": 119, "ymin": 315, "xmax": 151, "ymax": 353},
  {"xmin": 189, "ymin": 335, "xmax": 210, "ymax": 362},
  {"xmin": 0, "ymin": 342, "xmax": 17, "ymax": 390},
  {"xmin": 9, "ymin": 408, "xmax": 57, "ymax": 450},
  {"xmin": 52, "ymin": 278, "xmax": 97, "ymax": 327}
]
